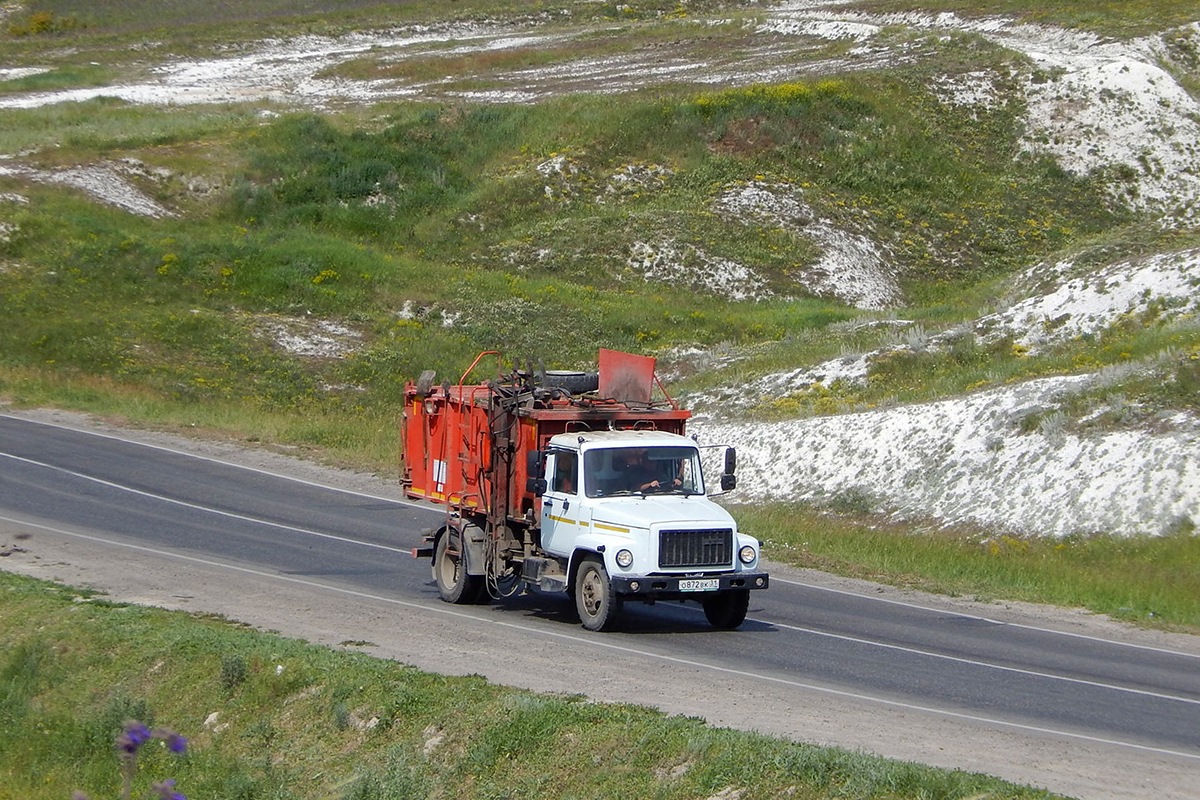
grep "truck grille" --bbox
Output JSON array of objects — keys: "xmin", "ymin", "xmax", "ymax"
[{"xmin": 658, "ymin": 528, "xmax": 733, "ymax": 569}]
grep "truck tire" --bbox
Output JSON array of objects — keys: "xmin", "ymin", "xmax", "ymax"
[
  {"xmin": 539, "ymin": 370, "xmax": 599, "ymax": 395},
  {"xmin": 702, "ymin": 590, "xmax": 750, "ymax": 630},
  {"xmin": 574, "ymin": 557, "xmax": 622, "ymax": 632},
  {"xmin": 434, "ymin": 528, "xmax": 484, "ymax": 605}
]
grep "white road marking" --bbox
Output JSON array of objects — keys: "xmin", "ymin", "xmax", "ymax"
[
  {"xmin": 0, "ymin": 412, "xmax": 435, "ymax": 509},
  {"xmin": 0, "ymin": 451, "xmax": 415, "ymax": 556},
  {"xmin": 771, "ymin": 574, "xmax": 1200, "ymax": 660},
  {"xmin": 2, "ymin": 513, "xmax": 1198, "ymax": 763},
  {"xmin": 3, "ymin": 416, "xmax": 1199, "ymax": 726},
  {"xmin": 4, "ymin": 430, "xmax": 1199, "ymax": 706},
  {"xmin": 8, "ymin": 414, "xmax": 1194, "ymax": 664},
  {"xmin": 759, "ymin": 615, "xmax": 1200, "ymax": 706}
]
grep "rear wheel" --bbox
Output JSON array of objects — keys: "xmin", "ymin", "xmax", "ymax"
[
  {"xmin": 434, "ymin": 527, "xmax": 484, "ymax": 604},
  {"xmin": 574, "ymin": 557, "xmax": 621, "ymax": 632},
  {"xmin": 702, "ymin": 590, "xmax": 750, "ymax": 630}
]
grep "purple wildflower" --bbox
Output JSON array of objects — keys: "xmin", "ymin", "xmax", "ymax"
[
  {"xmin": 126, "ymin": 720, "xmax": 152, "ymax": 744},
  {"xmin": 156, "ymin": 728, "xmax": 188, "ymax": 755},
  {"xmin": 116, "ymin": 720, "xmax": 152, "ymax": 757},
  {"xmin": 152, "ymin": 779, "xmax": 186, "ymax": 800},
  {"xmin": 80, "ymin": 719, "xmax": 191, "ymax": 800}
]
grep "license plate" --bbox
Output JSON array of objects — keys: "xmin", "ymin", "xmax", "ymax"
[{"xmin": 679, "ymin": 578, "xmax": 720, "ymax": 592}]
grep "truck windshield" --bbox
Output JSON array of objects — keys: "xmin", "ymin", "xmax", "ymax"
[{"xmin": 583, "ymin": 446, "xmax": 704, "ymax": 497}]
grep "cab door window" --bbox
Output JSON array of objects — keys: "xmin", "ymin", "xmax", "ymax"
[{"xmin": 550, "ymin": 450, "xmax": 578, "ymax": 495}]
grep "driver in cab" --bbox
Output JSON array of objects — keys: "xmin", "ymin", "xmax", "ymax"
[{"xmin": 621, "ymin": 448, "xmax": 681, "ymax": 493}]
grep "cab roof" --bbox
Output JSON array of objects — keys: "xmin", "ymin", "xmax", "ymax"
[{"xmin": 549, "ymin": 429, "xmax": 693, "ymax": 450}]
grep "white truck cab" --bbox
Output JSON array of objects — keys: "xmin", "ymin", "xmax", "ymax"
[{"xmin": 536, "ymin": 429, "xmax": 767, "ymax": 630}]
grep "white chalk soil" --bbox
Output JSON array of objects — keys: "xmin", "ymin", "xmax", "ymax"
[{"xmin": 689, "ymin": 244, "xmax": 1200, "ymax": 539}]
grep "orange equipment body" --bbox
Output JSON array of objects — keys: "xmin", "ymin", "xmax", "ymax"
[{"xmin": 400, "ymin": 349, "xmax": 688, "ymax": 528}]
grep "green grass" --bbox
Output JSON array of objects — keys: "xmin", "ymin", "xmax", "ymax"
[
  {"xmin": 845, "ymin": 0, "xmax": 1200, "ymax": 37},
  {"xmin": 0, "ymin": 0, "xmax": 733, "ymax": 54},
  {"xmin": 0, "ymin": 571, "xmax": 1064, "ymax": 800},
  {"xmin": 0, "ymin": 100, "xmax": 263, "ymax": 156},
  {"xmin": 733, "ymin": 503, "xmax": 1200, "ymax": 631},
  {"xmin": 0, "ymin": 367, "xmax": 404, "ymax": 472},
  {"xmin": 7, "ymin": 0, "xmax": 1196, "ymax": 44},
  {"xmin": 740, "ymin": 315, "xmax": 1200, "ymax": 422},
  {"xmin": 0, "ymin": 68, "xmax": 1125, "ymax": 387},
  {"xmin": 0, "ymin": 64, "xmax": 119, "ymax": 95}
]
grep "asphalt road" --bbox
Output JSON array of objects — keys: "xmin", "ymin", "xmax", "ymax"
[{"xmin": 2, "ymin": 411, "xmax": 1198, "ymax": 799}]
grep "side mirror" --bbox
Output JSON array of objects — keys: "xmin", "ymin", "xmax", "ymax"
[
  {"xmin": 526, "ymin": 450, "xmax": 546, "ymax": 496},
  {"xmin": 724, "ymin": 447, "xmax": 737, "ymax": 475},
  {"xmin": 720, "ymin": 473, "xmax": 737, "ymax": 491}
]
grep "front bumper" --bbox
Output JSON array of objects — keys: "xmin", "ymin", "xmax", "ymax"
[{"xmin": 610, "ymin": 570, "xmax": 769, "ymax": 599}]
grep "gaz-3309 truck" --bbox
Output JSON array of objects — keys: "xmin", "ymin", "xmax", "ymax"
[{"xmin": 401, "ymin": 349, "xmax": 768, "ymax": 631}]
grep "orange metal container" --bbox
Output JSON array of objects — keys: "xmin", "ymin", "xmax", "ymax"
[{"xmin": 400, "ymin": 349, "xmax": 689, "ymax": 526}]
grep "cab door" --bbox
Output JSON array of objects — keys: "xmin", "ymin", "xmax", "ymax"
[{"xmin": 540, "ymin": 449, "xmax": 581, "ymax": 557}]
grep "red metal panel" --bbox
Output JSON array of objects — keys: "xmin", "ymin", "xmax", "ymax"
[{"xmin": 599, "ymin": 348, "xmax": 655, "ymax": 404}]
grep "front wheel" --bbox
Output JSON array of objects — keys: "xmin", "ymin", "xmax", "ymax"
[
  {"xmin": 434, "ymin": 527, "xmax": 484, "ymax": 604},
  {"xmin": 574, "ymin": 557, "xmax": 622, "ymax": 632},
  {"xmin": 702, "ymin": 590, "xmax": 750, "ymax": 630}
]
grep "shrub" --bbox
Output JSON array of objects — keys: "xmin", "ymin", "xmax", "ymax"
[{"xmin": 8, "ymin": 11, "xmax": 81, "ymax": 36}]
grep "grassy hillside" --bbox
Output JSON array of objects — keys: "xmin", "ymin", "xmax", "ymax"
[
  {"xmin": 0, "ymin": 24, "xmax": 1165, "ymax": 411},
  {"xmin": 2, "ymin": 0, "xmax": 1199, "ymax": 623},
  {"xmin": 0, "ymin": 571, "xmax": 1064, "ymax": 800},
  {"xmin": 4, "ymin": 0, "xmax": 1198, "ymax": 40}
]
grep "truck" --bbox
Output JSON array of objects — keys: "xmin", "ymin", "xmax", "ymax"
[{"xmin": 401, "ymin": 348, "xmax": 768, "ymax": 631}]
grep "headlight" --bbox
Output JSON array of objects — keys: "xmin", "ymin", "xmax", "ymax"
[
  {"xmin": 738, "ymin": 545, "xmax": 757, "ymax": 565},
  {"xmin": 615, "ymin": 549, "xmax": 634, "ymax": 568}
]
